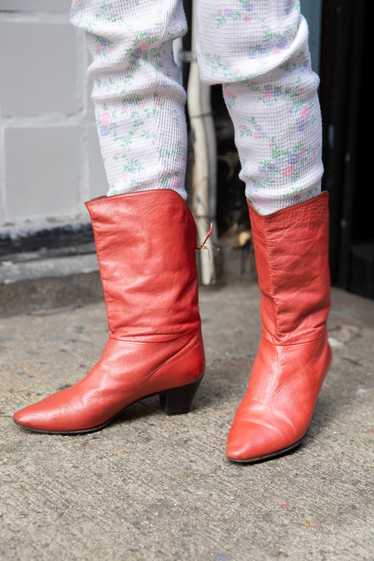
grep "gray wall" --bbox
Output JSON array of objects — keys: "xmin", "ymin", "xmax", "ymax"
[
  {"xmin": 301, "ymin": 0, "xmax": 322, "ymax": 72},
  {"xmin": 0, "ymin": 1, "xmax": 322, "ymax": 238},
  {"xmin": 0, "ymin": 1, "xmax": 107, "ymax": 237}
]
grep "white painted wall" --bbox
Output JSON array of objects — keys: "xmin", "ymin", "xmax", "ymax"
[{"xmin": 0, "ymin": 1, "xmax": 108, "ymax": 237}]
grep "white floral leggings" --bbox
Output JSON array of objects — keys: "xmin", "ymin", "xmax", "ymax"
[{"xmin": 70, "ymin": 0, "xmax": 323, "ymax": 215}]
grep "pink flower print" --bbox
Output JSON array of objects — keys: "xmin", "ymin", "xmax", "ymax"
[
  {"xmin": 243, "ymin": 15, "xmax": 252, "ymax": 22},
  {"xmin": 133, "ymin": 41, "xmax": 150, "ymax": 59},
  {"xmin": 99, "ymin": 112, "xmax": 113, "ymax": 136},
  {"xmin": 283, "ymin": 164, "xmax": 294, "ymax": 177},
  {"xmin": 100, "ymin": 112, "xmax": 112, "ymax": 126},
  {"xmin": 263, "ymin": 91, "xmax": 273, "ymax": 102},
  {"xmin": 138, "ymin": 41, "xmax": 149, "ymax": 53},
  {"xmin": 300, "ymin": 106, "xmax": 311, "ymax": 120}
]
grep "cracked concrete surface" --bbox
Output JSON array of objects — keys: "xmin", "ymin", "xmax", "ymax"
[{"xmin": 0, "ymin": 284, "xmax": 373, "ymax": 561}]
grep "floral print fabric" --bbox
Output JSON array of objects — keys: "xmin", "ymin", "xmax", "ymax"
[{"xmin": 70, "ymin": 0, "xmax": 323, "ymax": 215}]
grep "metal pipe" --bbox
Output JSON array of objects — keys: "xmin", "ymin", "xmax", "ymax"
[{"xmin": 186, "ymin": 0, "xmax": 217, "ymax": 285}]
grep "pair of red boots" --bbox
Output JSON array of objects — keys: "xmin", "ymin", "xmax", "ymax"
[{"xmin": 13, "ymin": 189, "xmax": 332, "ymax": 463}]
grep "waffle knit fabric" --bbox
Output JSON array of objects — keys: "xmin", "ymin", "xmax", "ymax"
[{"xmin": 70, "ymin": 0, "xmax": 323, "ymax": 215}]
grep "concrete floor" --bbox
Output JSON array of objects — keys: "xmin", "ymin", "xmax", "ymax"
[{"xmin": 1, "ymin": 283, "xmax": 373, "ymax": 561}]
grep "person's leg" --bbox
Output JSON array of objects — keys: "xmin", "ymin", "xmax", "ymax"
[
  {"xmin": 13, "ymin": 0, "xmax": 205, "ymax": 434},
  {"xmin": 196, "ymin": 0, "xmax": 332, "ymax": 462},
  {"xmin": 70, "ymin": 0, "xmax": 188, "ymax": 198},
  {"xmin": 196, "ymin": 0, "xmax": 323, "ymax": 215}
]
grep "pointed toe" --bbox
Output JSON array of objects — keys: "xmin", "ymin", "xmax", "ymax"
[
  {"xmin": 226, "ymin": 437, "xmax": 250, "ymax": 462},
  {"xmin": 12, "ymin": 393, "xmax": 66, "ymax": 433},
  {"xmin": 226, "ymin": 420, "xmax": 292, "ymax": 463},
  {"xmin": 13, "ymin": 406, "xmax": 41, "ymax": 431}
]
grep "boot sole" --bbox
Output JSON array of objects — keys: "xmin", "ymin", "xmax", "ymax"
[
  {"xmin": 227, "ymin": 437, "xmax": 305, "ymax": 464},
  {"xmin": 13, "ymin": 378, "xmax": 203, "ymax": 435}
]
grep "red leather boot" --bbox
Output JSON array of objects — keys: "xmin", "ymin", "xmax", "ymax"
[
  {"xmin": 13, "ymin": 189, "xmax": 205, "ymax": 434},
  {"xmin": 226, "ymin": 191, "xmax": 332, "ymax": 463}
]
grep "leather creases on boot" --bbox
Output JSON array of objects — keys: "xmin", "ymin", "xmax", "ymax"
[
  {"xmin": 13, "ymin": 189, "xmax": 205, "ymax": 434},
  {"xmin": 226, "ymin": 191, "xmax": 332, "ymax": 463}
]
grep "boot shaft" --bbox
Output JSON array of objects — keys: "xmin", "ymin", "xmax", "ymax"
[
  {"xmin": 248, "ymin": 191, "xmax": 331, "ymax": 344},
  {"xmin": 85, "ymin": 189, "xmax": 201, "ymax": 339}
]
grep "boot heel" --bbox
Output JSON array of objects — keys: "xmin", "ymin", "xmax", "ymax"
[{"xmin": 159, "ymin": 379, "xmax": 202, "ymax": 415}]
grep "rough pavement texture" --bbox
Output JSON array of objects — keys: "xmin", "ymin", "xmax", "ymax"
[{"xmin": 1, "ymin": 284, "xmax": 373, "ymax": 561}]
